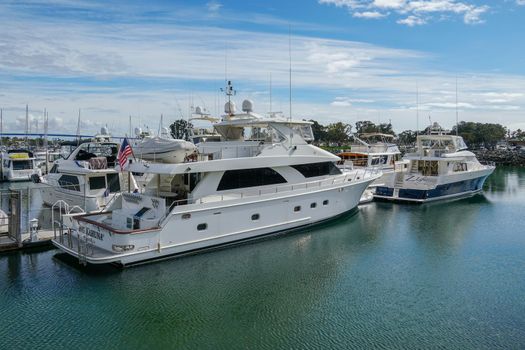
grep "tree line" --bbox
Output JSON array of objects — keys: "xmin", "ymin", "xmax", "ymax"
[{"xmin": 167, "ymin": 117, "xmax": 511, "ymax": 150}]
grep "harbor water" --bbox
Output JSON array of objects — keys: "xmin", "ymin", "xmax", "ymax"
[{"xmin": 1, "ymin": 167, "xmax": 524, "ymax": 349}]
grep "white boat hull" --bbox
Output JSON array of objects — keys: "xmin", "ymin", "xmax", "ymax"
[{"xmin": 53, "ymin": 175, "xmax": 377, "ymax": 266}]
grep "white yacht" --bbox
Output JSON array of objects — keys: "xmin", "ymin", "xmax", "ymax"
[
  {"xmin": 133, "ymin": 127, "xmax": 196, "ymax": 164},
  {"xmin": 1, "ymin": 149, "xmax": 42, "ymax": 181},
  {"xmin": 52, "ymin": 99, "xmax": 380, "ymax": 266},
  {"xmin": 337, "ymin": 133, "xmax": 401, "ymax": 203},
  {"xmin": 39, "ymin": 137, "xmax": 124, "ymax": 212},
  {"xmin": 374, "ymin": 123, "xmax": 495, "ymax": 203}
]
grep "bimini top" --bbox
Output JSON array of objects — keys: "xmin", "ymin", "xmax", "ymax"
[
  {"xmin": 416, "ymin": 134, "xmax": 468, "ymax": 154},
  {"xmin": 214, "ymin": 103, "xmax": 314, "ymax": 143}
]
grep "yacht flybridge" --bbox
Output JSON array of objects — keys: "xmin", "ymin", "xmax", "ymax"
[
  {"xmin": 52, "ymin": 99, "xmax": 380, "ymax": 266},
  {"xmin": 375, "ymin": 123, "xmax": 495, "ymax": 202}
]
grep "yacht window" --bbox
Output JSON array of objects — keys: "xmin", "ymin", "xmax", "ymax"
[
  {"xmin": 197, "ymin": 223, "xmax": 207, "ymax": 231},
  {"xmin": 251, "ymin": 214, "xmax": 260, "ymax": 221},
  {"xmin": 453, "ymin": 163, "xmax": 468, "ymax": 172},
  {"xmin": 323, "ymin": 200, "xmax": 329, "ymax": 206},
  {"xmin": 58, "ymin": 175, "xmax": 80, "ymax": 191},
  {"xmin": 89, "ymin": 176, "xmax": 106, "ymax": 190},
  {"xmin": 50, "ymin": 164, "xmax": 58, "ymax": 173},
  {"xmin": 182, "ymin": 213, "xmax": 191, "ymax": 220},
  {"xmin": 107, "ymin": 173, "xmax": 121, "ymax": 193},
  {"xmin": 291, "ymin": 162, "xmax": 341, "ymax": 178},
  {"xmin": 12, "ymin": 160, "xmax": 33, "ymax": 170},
  {"xmin": 310, "ymin": 202, "xmax": 317, "ymax": 208},
  {"xmin": 217, "ymin": 168, "xmax": 286, "ymax": 191},
  {"xmin": 294, "ymin": 206, "xmax": 301, "ymax": 212},
  {"xmin": 418, "ymin": 160, "xmax": 439, "ymax": 176}
]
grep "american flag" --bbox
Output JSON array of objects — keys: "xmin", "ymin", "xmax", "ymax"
[{"xmin": 118, "ymin": 138, "xmax": 134, "ymax": 170}]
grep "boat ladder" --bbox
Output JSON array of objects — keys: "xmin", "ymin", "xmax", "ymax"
[{"xmin": 51, "ymin": 200, "xmax": 88, "ymax": 264}]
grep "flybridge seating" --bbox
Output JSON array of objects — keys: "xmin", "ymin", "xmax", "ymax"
[
  {"xmin": 350, "ymin": 133, "xmax": 398, "ymax": 154},
  {"xmin": 69, "ymin": 142, "xmax": 119, "ymax": 169}
]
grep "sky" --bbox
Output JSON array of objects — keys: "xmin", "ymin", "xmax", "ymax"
[{"xmin": 1, "ymin": 0, "xmax": 524, "ymax": 136}]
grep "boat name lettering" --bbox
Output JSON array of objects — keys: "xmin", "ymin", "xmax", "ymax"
[{"xmin": 87, "ymin": 228, "xmax": 104, "ymax": 241}]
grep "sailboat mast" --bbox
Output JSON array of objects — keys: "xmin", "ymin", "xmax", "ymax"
[
  {"xmin": 25, "ymin": 104, "xmax": 29, "ymax": 146},
  {"xmin": 288, "ymin": 25, "xmax": 292, "ymax": 122},
  {"xmin": 456, "ymin": 75, "xmax": 459, "ymax": 136},
  {"xmin": 76, "ymin": 109, "xmax": 81, "ymax": 146}
]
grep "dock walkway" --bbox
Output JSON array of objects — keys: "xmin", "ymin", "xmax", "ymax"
[{"xmin": 0, "ymin": 229, "xmax": 55, "ymax": 252}]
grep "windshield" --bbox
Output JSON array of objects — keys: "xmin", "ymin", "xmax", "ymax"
[{"xmin": 12, "ymin": 160, "xmax": 33, "ymax": 170}]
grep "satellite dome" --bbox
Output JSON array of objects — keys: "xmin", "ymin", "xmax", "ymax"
[
  {"xmin": 134, "ymin": 127, "xmax": 142, "ymax": 136},
  {"xmin": 101, "ymin": 126, "xmax": 109, "ymax": 135},
  {"xmin": 224, "ymin": 101, "xmax": 236, "ymax": 115},
  {"xmin": 195, "ymin": 106, "xmax": 202, "ymax": 114},
  {"xmin": 242, "ymin": 99, "xmax": 253, "ymax": 113}
]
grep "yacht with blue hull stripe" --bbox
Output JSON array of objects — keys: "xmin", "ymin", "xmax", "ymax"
[{"xmin": 374, "ymin": 123, "xmax": 495, "ymax": 203}]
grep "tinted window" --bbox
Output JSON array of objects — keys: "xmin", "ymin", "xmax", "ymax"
[
  {"xmin": 292, "ymin": 162, "xmax": 341, "ymax": 178},
  {"xmin": 12, "ymin": 160, "xmax": 33, "ymax": 170},
  {"xmin": 58, "ymin": 175, "xmax": 80, "ymax": 191},
  {"xmin": 197, "ymin": 223, "xmax": 207, "ymax": 231},
  {"xmin": 107, "ymin": 173, "xmax": 120, "ymax": 193},
  {"xmin": 217, "ymin": 168, "xmax": 286, "ymax": 191},
  {"xmin": 89, "ymin": 176, "xmax": 106, "ymax": 190}
]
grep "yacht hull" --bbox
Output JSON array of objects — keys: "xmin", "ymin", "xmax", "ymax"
[
  {"xmin": 374, "ymin": 168, "xmax": 494, "ymax": 203},
  {"xmin": 40, "ymin": 186, "xmax": 102, "ymax": 212},
  {"xmin": 52, "ymin": 175, "xmax": 377, "ymax": 266}
]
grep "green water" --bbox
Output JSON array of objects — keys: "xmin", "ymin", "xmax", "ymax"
[{"xmin": 1, "ymin": 167, "xmax": 525, "ymax": 349}]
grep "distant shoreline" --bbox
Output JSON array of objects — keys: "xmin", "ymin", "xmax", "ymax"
[{"xmin": 473, "ymin": 149, "xmax": 525, "ymax": 166}]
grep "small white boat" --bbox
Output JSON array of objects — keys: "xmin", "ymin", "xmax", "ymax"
[
  {"xmin": 1, "ymin": 149, "xmax": 42, "ymax": 182},
  {"xmin": 374, "ymin": 123, "xmax": 495, "ymax": 203},
  {"xmin": 337, "ymin": 133, "xmax": 400, "ymax": 203},
  {"xmin": 133, "ymin": 127, "xmax": 196, "ymax": 164},
  {"xmin": 38, "ymin": 129, "xmax": 128, "ymax": 212}
]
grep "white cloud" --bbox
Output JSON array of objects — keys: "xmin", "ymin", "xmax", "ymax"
[
  {"xmin": 353, "ymin": 11, "xmax": 387, "ymax": 18},
  {"xmin": 397, "ymin": 15, "xmax": 426, "ymax": 26},
  {"xmin": 206, "ymin": 1, "xmax": 223, "ymax": 13},
  {"xmin": 516, "ymin": 0, "xmax": 525, "ymax": 5},
  {"xmin": 320, "ymin": 0, "xmax": 490, "ymax": 25},
  {"xmin": 0, "ymin": 2, "xmax": 524, "ymax": 134}
]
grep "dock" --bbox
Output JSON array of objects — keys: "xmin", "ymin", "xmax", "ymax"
[{"xmin": 0, "ymin": 229, "xmax": 55, "ymax": 252}]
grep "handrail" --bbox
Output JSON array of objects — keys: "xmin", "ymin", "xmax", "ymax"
[{"xmin": 194, "ymin": 168, "xmax": 380, "ymax": 205}]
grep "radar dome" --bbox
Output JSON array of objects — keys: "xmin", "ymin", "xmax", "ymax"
[
  {"xmin": 195, "ymin": 106, "xmax": 202, "ymax": 114},
  {"xmin": 224, "ymin": 101, "xmax": 236, "ymax": 115},
  {"xmin": 134, "ymin": 127, "xmax": 142, "ymax": 136},
  {"xmin": 100, "ymin": 126, "xmax": 109, "ymax": 135},
  {"xmin": 242, "ymin": 99, "xmax": 253, "ymax": 113}
]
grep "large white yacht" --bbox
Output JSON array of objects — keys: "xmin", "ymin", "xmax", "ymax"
[
  {"xmin": 374, "ymin": 123, "xmax": 495, "ymax": 203},
  {"xmin": 52, "ymin": 99, "xmax": 380, "ymax": 266},
  {"xmin": 1, "ymin": 149, "xmax": 42, "ymax": 181}
]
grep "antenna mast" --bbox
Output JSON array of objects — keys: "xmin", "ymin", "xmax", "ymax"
[{"xmin": 0, "ymin": 108, "xmax": 3, "ymax": 147}]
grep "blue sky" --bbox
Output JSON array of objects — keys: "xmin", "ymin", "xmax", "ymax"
[{"xmin": 1, "ymin": 0, "xmax": 524, "ymax": 135}]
